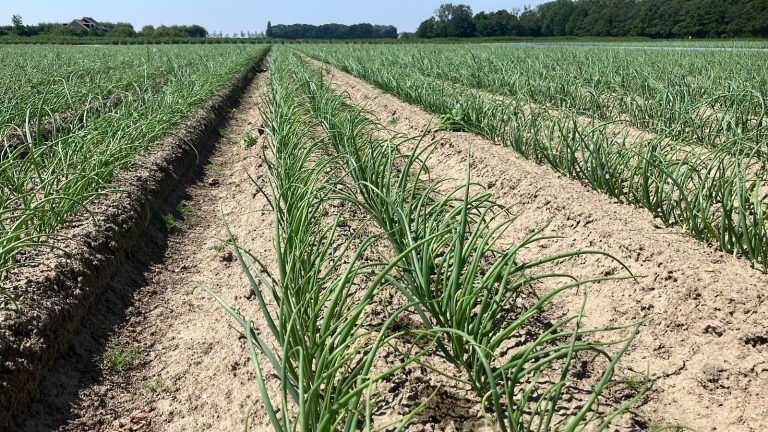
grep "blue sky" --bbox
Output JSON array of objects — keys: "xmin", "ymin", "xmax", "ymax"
[{"xmin": 0, "ymin": 1, "xmax": 546, "ymax": 34}]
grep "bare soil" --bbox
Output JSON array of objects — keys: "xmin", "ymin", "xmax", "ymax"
[{"xmin": 308, "ymin": 59, "xmax": 768, "ymax": 432}]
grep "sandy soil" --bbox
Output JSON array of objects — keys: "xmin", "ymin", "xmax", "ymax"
[
  {"xmin": 17, "ymin": 73, "xmax": 278, "ymax": 432},
  {"xmin": 307, "ymin": 58, "xmax": 768, "ymax": 432}
]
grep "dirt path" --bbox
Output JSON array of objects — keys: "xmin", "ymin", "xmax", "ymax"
[
  {"xmin": 18, "ymin": 73, "xmax": 276, "ymax": 432},
  {"xmin": 307, "ymin": 58, "xmax": 768, "ymax": 432}
]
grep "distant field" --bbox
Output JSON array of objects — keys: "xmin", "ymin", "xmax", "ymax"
[{"xmin": 503, "ymin": 39, "xmax": 768, "ymax": 49}]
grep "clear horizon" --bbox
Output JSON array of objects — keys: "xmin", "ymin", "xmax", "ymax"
[{"xmin": 0, "ymin": 0, "xmax": 546, "ymax": 35}]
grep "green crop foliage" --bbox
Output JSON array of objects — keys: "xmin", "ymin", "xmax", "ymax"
[
  {"xmin": 0, "ymin": 45, "xmax": 270, "ymax": 307},
  {"xmin": 299, "ymin": 44, "xmax": 768, "ymax": 270},
  {"xmin": 199, "ymin": 51, "xmax": 437, "ymax": 431},
  {"xmin": 283, "ymin": 49, "xmax": 644, "ymax": 430},
  {"xmin": 302, "ymin": 44, "xmax": 768, "ymax": 154}
]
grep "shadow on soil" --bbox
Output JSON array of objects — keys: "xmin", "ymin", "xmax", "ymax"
[{"xmin": 14, "ymin": 129, "xmax": 223, "ymax": 432}]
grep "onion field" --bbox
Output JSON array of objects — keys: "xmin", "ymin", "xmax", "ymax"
[
  {"xmin": 3, "ymin": 42, "xmax": 768, "ymax": 432},
  {"xmin": 0, "ymin": 45, "xmax": 268, "ymax": 295},
  {"xmin": 300, "ymin": 43, "xmax": 768, "ymax": 270}
]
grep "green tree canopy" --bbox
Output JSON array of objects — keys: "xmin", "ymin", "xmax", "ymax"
[
  {"xmin": 11, "ymin": 15, "xmax": 23, "ymax": 35},
  {"xmin": 431, "ymin": 3, "xmax": 476, "ymax": 37},
  {"xmin": 266, "ymin": 23, "xmax": 397, "ymax": 39},
  {"xmin": 414, "ymin": 0, "xmax": 768, "ymax": 39}
]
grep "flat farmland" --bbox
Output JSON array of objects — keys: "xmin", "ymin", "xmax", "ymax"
[{"xmin": 2, "ymin": 43, "xmax": 767, "ymax": 432}]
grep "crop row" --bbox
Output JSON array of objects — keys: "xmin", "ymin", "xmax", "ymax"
[
  {"xmin": 0, "ymin": 45, "xmax": 253, "ymax": 140},
  {"xmin": 298, "ymin": 44, "xmax": 768, "ymax": 270},
  {"xmin": 0, "ymin": 45, "xmax": 270, "ymax": 304},
  {"xmin": 205, "ymin": 47, "xmax": 644, "ymax": 431},
  {"xmin": 301, "ymin": 44, "xmax": 768, "ymax": 156}
]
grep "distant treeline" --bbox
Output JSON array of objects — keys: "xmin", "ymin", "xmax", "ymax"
[
  {"xmin": 266, "ymin": 22, "xmax": 397, "ymax": 39},
  {"xmin": 1, "ymin": 16, "xmax": 210, "ymax": 38},
  {"xmin": 417, "ymin": 1, "xmax": 768, "ymax": 39}
]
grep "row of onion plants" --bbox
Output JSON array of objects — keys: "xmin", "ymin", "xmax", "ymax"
[
  {"xmin": 300, "ymin": 44, "xmax": 768, "ymax": 157},
  {"xmin": 298, "ymin": 45, "xmax": 768, "ymax": 271},
  {"xmin": 0, "ymin": 45, "xmax": 270, "ymax": 309},
  {"xmin": 0, "ymin": 45, "xmax": 261, "ymax": 140},
  {"xmin": 200, "ymin": 50, "xmax": 434, "ymax": 431},
  {"xmin": 282, "ymin": 49, "xmax": 644, "ymax": 431}
]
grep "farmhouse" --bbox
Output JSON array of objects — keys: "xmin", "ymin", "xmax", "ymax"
[{"xmin": 67, "ymin": 17, "xmax": 109, "ymax": 31}]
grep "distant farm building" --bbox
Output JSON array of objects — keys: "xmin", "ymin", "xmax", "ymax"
[{"xmin": 67, "ymin": 17, "xmax": 109, "ymax": 31}]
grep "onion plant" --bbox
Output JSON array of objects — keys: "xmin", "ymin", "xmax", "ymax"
[
  {"xmin": 301, "ymin": 44, "xmax": 768, "ymax": 157},
  {"xmin": 1, "ymin": 45, "xmax": 270, "ymax": 308},
  {"xmin": 200, "ymin": 51, "xmax": 441, "ymax": 431},
  {"xmin": 0, "ymin": 45, "xmax": 262, "ymax": 141},
  {"xmin": 286, "ymin": 50, "xmax": 645, "ymax": 431},
  {"xmin": 298, "ymin": 45, "xmax": 768, "ymax": 270}
]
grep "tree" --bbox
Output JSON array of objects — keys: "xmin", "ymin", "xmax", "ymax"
[
  {"xmin": 185, "ymin": 24, "xmax": 208, "ymax": 37},
  {"xmin": 154, "ymin": 26, "xmax": 180, "ymax": 37},
  {"xmin": 474, "ymin": 10, "xmax": 517, "ymax": 37},
  {"xmin": 538, "ymin": 0, "xmax": 575, "ymax": 36},
  {"xmin": 416, "ymin": 17, "xmax": 437, "ymax": 38},
  {"xmin": 435, "ymin": 3, "xmax": 476, "ymax": 37},
  {"xmin": 264, "ymin": 22, "xmax": 397, "ymax": 40},
  {"xmin": 518, "ymin": 6, "xmax": 543, "ymax": 36},
  {"xmin": 110, "ymin": 22, "xmax": 136, "ymax": 37},
  {"xmin": 375, "ymin": 25, "xmax": 398, "ymax": 38},
  {"xmin": 11, "ymin": 14, "xmax": 23, "ymax": 35},
  {"xmin": 266, "ymin": 21, "xmax": 273, "ymax": 38},
  {"xmin": 139, "ymin": 25, "xmax": 155, "ymax": 36},
  {"xmin": 49, "ymin": 25, "xmax": 82, "ymax": 37},
  {"xmin": 349, "ymin": 23, "xmax": 374, "ymax": 39},
  {"xmin": 415, "ymin": 4, "xmax": 476, "ymax": 38},
  {"xmin": 414, "ymin": 0, "xmax": 768, "ymax": 39}
]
